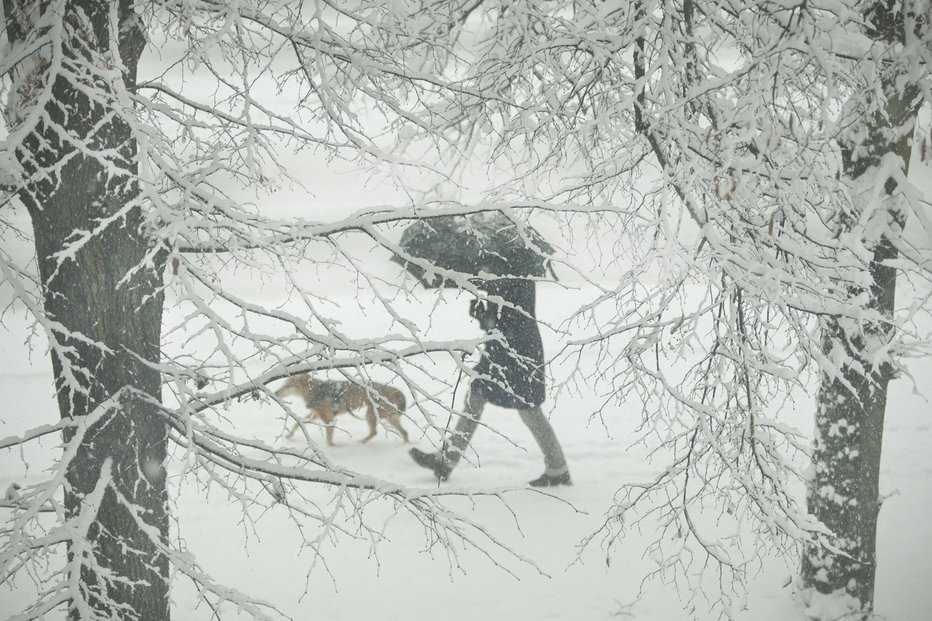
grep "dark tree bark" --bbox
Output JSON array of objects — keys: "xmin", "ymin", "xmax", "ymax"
[
  {"xmin": 6, "ymin": 1, "xmax": 169, "ymax": 619},
  {"xmin": 801, "ymin": 1, "xmax": 921, "ymax": 616}
]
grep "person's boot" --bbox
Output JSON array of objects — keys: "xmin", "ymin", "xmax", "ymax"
[
  {"xmin": 409, "ymin": 448, "xmax": 453, "ymax": 482},
  {"xmin": 529, "ymin": 471, "xmax": 572, "ymax": 487}
]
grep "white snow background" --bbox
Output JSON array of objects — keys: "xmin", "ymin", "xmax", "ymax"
[
  {"xmin": 1, "ymin": 34, "xmax": 931, "ymax": 621},
  {"xmin": 1, "ymin": 186, "xmax": 930, "ymax": 620}
]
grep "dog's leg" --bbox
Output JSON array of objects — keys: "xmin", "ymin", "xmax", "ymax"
[
  {"xmin": 360, "ymin": 404, "xmax": 378, "ymax": 443},
  {"xmin": 317, "ymin": 406, "xmax": 336, "ymax": 446},
  {"xmin": 386, "ymin": 413, "xmax": 409, "ymax": 443},
  {"xmin": 277, "ymin": 383, "xmax": 301, "ymax": 438},
  {"xmin": 286, "ymin": 410, "xmax": 313, "ymax": 439}
]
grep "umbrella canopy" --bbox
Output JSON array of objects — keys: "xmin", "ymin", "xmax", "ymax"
[{"xmin": 391, "ymin": 211, "xmax": 554, "ymax": 288}]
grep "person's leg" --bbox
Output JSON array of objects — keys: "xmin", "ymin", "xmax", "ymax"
[
  {"xmin": 440, "ymin": 389, "xmax": 485, "ymax": 468},
  {"xmin": 518, "ymin": 406, "xmax": 571, "ymax": 486},
  {"xmin": 409, "ymin": 388, "xmax": 486, "ymax": 481}
]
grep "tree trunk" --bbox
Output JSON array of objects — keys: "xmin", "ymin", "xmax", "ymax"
[
  {"xmin": 8, "ymin": 1, "xmax": 169, "ymax": 619},
  {"xmin": 802, "ymin": 272, "xmax": 896, "ymax": 615},
  {"xmin": 801, "ymin": 2, "xmax": 919, "ymax": 616}
]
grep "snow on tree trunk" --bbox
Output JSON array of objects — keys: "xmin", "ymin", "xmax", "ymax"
[
  {"xmin": 801, "ymin": 3, "xmax": 920, "ymax": 616},
  {"xmin": 802, "ymin": 257, "xmax": 897, "ymax": 618},
  {"xmin": 7, "ymin": 1, "xmax": 169, "ymax": 618}
]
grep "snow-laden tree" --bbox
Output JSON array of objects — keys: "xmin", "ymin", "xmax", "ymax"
[
  {"xmin": 0, "ymin": 2, "xmax": 532, "ymax": 619},
  {"xmin": 441, "ymin": 0, "xmax": 930, "ymax": 618},
  {"xmin": 3, "ymin": 0, "xmax": 930, "ymax": 619}
]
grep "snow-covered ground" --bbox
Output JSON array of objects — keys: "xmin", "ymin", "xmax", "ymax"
[
  {"xmin": 3, "ymin": 16, "xmax": 930, "ymax": 620},
  {"xmin": 1, "ymin": 264, "xmax": 930, "ymax": 620}
]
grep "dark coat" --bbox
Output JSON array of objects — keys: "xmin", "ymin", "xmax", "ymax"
[{"xmin": 470, "ymin": 279, "xmax": 546, "ymax": 409}]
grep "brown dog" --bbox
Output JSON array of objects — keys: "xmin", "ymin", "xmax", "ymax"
[{"xmin": 275, "ymin": 374, "xmax": 408, "ymax": 445}]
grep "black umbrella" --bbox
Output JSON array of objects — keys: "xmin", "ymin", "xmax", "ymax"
[{"xmin": 391, "ymin": 211, "xmax": 554, "ymax": 288}]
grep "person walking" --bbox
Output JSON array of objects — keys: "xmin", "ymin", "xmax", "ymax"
[{"xmin": 409, "ymin": 277, "xmax": 571, "ymax": 486}]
